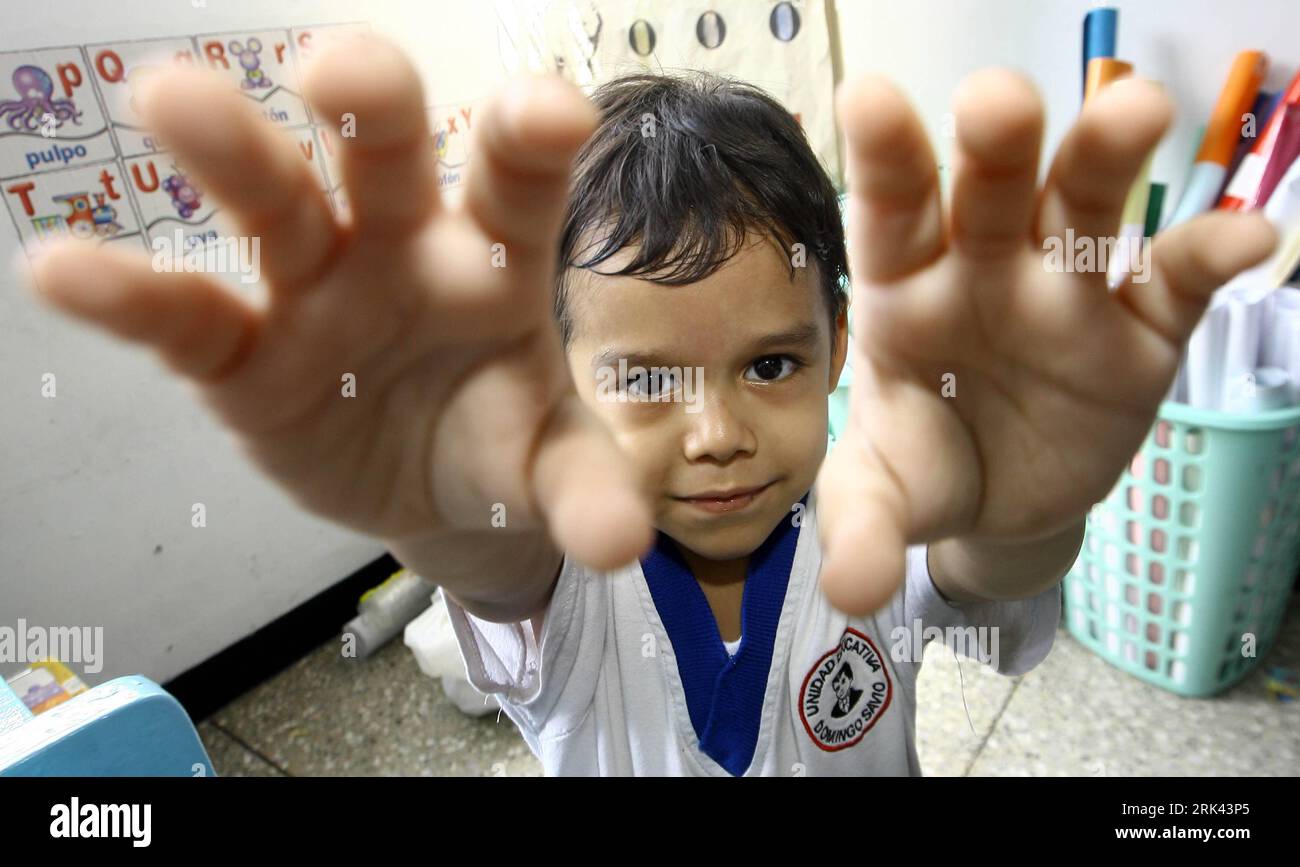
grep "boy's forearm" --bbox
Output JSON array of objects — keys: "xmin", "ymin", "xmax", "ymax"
[
  {"xmin": 927, "ymin": 518, "xmax": 1086, "ymax": 605},
  {"xmin": 386, "ymin": 528, "xmax": 563, "ymax": 623}
]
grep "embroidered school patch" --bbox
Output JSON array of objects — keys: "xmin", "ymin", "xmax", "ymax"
[{"xmin": 798, "ymin": 628, "xmax": 892, "ymax": 751}]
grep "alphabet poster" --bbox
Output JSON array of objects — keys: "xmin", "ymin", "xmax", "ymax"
[
  {"xmin": 0, "ymin": 20, "xmax": 484, "ymax": 265},
  {"xmin": 1, "ymin": 3, "xmax": 835, "ymax": 263}
]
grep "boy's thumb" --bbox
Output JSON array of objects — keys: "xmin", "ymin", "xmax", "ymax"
[{"xmin": 531, "ymin": 396, "xmax": 655, "ymax": 572}]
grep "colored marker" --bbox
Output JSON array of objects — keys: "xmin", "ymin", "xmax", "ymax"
[
  {"xmin": 1220, "ymin": 70, "xmax": 1300, "ymax": 211},
  {"xmin": 1084, "ymin": 57, "xmax": 1132, "ymax": 105},
  {"xmin": 1221, "ymin": 73, "xmax": 1300, "ymax": 210},
  {"xmin": 1082, "ymin": 8, "xmax": 1118, "ymax": 104},
  {"xmin": 1144, "ymin": 182, "xmax": 1167, "ymax": 237},
  {"xmin": 1080, "ymin": 57, "xmax": 1135, "ymax": 283},
  {"xmin": 1111, "ymin": 150, "xmax": 1154, "ymax": 288},
  {"xmin": 1220, "ymin": 90, "xmax": 1280, "ymax": 201},
  {"xmin": 1256, "ymin": 106, "xmax": 1300, "ymax": 208},
  {"xmin": 1165, "ymin": 50, "xmax": 1268, "ymax": 229}
]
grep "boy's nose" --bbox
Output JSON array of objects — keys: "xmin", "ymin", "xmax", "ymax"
[{"xmin": 682, "ymin": 396, "xmax": 756, "ymax": 463}]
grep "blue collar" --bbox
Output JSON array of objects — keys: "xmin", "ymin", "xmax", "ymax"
[{"xmin": 641, "ymin": 493, "xmax": 807, "ymax": 776}]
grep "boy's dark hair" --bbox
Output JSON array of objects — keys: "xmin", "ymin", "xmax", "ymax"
[{"xmin": 554, "ymin": 70, "xmax": 849, "ymax": 348}]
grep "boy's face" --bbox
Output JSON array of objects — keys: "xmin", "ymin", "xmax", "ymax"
[{"xmin": 565, "ymin": 233, "xmax": 848, "ymax": 562}]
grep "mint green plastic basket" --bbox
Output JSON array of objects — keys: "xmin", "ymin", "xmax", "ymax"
[{"xmin": 1064, "ymin": 400, "xmax": 1300, "ymax": 697}]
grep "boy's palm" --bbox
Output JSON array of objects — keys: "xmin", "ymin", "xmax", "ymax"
[
  {"xmin": 817, "ymin": 70, "xmax": 1277, "ymax": 614},
  {"xmin": 25, "ymin": 36, "xmax": 652, "ymax": 568}
]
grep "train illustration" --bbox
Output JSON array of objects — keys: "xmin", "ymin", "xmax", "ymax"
[{"xmin": 30, "ymin": 192, "xmax": 122, "ymax": 241}]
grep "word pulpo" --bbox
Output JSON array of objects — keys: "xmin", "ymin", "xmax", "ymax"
[{"xmin": 26, "ymin": 142, "xmax": 89, "ymax": 171}]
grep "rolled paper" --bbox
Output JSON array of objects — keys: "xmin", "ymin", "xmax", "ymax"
[
  {"xmin": 1223, "ymin": 367, "xmax": 1294, "ymax": 413},
  {"xmin": 1218, "ymin": 293, "xmax": 1266, "ymax": 409},
  {"xmin": 1262, "ymin": 289, "xmax": 1300, "ymax": 400},
  {"xmin": 1187, "ymin": 302, "xmax": 1230, "ymax": 410}
]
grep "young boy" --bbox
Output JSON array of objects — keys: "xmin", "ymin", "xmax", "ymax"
[
  {"xmin": 22, "ymin": 35, "xmax": 1276, "ymax": 776},
  {"xmin": 437, "ymin": 70, "xmax": 1065, "ymax": 776}
]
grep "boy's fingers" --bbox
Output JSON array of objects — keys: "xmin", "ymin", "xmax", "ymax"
[
  {"xmin": 461, "ymin": 73, "xmax": 599, "ymax": 317},
  {"xmin": 26, "ymin": 241, "xmax": 260, "ymax": 382},
  {"xmin": 1035, "ymin": 78, "xmax": 1173, "ymax": 247},
  {"xmin": 836, "ymin": 73, "xmax": 945, "ymax": 283},
  {"xmin": 531, "ymin": 396, "xmax": 655, "ymax": 572},
  {"xmin": 948, "ymin": 69, "xmax": 1044, "ymax": 259},
  {"xmin": 302, "ymin": 33, "xmax": 442, "ymax": 237},
  {"xmin": 816, "ymin": 451, "xmax": 908, "ymax": 617},
  {"xmin": 137, "ymin": 67, "xmax": 338, "ymax": 293},
  {"xmin": 1117, "ymin": 211, "xmax": 1278, "ymax": 344}
]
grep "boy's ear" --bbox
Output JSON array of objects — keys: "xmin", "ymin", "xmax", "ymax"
[{"xmin": 828, "ymin": 302, "xmax": 849, "ymax": 393}]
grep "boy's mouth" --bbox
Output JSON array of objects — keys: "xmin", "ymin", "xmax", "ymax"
[{"xmin": 674, "ymin": 481, "xmax": 774, "ymax": 514}]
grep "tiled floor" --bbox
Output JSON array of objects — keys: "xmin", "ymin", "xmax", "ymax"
[{"xmin": 197, "ymin": 601, "xmax": 1300, "ymax": 777}]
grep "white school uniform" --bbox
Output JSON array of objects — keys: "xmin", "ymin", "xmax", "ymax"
[{"xmin": 442, "ymin": 486, "xmax": 1061, "ymax": 776}]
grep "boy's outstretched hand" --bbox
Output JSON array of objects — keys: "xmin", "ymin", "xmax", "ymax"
[
  {"xmin": 818, "ymin": 69, "xmax": 1278, "ymax": 615},
  {"xmin": 21, "ymin": 35, "xmax": 653, "ymax": 571}
]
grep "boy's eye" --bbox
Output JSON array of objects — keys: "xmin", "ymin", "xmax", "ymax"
[
  {"xmin": 626, "ymin": 369, "xmax": 678, "ymax": 399},
  {"xmin": 745, "ymin": 355, "xmax": 800, "ymax": 383}
]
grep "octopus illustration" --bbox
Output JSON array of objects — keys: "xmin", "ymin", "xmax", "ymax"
[{"xmin": 0, "ymin": 65, "xmax": 82, "ymax": 132}]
